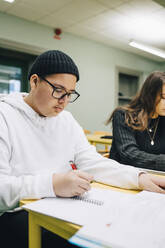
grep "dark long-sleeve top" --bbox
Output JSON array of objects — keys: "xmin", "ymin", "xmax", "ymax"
[{"xmin": 110, "ymin": 109, "xmax": 165, "ymax": 171}]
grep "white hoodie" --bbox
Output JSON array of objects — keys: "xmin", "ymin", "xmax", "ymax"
[{"xmin": 0, "ymin": 93, "xmax": 141, "ymax": 214}]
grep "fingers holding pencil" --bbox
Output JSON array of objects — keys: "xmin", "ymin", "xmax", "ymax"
[{"xmin": 52, "ymin": 170, "xmax": 93, "ymax": 197}]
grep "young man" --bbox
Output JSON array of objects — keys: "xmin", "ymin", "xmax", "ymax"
[{"xmin": 0, "ymin": 50, "xmax": 165, "ymax": 248}]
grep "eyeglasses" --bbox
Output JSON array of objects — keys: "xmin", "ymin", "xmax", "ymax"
[{"xmin": 40, "ymin": 77, "xmax": 80, "ymax": 103}]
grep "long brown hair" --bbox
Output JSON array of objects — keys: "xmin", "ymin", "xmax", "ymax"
[{"xmin": 106, "ymin": 71, "xmax": 165, "ymax": 131}]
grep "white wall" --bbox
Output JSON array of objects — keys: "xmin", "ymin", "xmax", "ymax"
[{"xmin": 0, "ymin": 12, "xmax": 164, "ymax": 132}]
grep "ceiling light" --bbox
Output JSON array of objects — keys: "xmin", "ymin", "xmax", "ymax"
[
  {"xmin": 4, "ymin": 0, "xmax": 15, "ymax": 3},
  {"xmin": 129, "ymin": 40, "xmax": 165, "ymax": 59}
]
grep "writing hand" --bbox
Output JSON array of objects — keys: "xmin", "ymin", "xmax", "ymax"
[{"xmin": 52, "ymin": 170, "xmax": 93, "ymax": 197}]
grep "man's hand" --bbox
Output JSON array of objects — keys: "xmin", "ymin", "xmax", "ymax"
[
  {"xmin": 138, "ymin": 173, "xmax": 165, "ymax": 193},
  {"xmin": 52, "ymin": 170, "xmax": 94, "ymax": 197}
]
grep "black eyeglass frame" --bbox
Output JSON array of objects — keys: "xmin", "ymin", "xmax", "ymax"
[{"xmin": 40, "ymin": 76, "xmax": 80, "ymax": 103}]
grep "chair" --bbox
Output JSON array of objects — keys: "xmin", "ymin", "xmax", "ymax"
[
  {"xmin": 83, "ymin": 129, "xmax": 91, "ymax": 135},
  {"xmin": 93, "ymin": 131, "xmax": 112, "ymax": 154},
  {"xmin": 103, "ymin": 153, "xmax": 110, "ymax": 158}
]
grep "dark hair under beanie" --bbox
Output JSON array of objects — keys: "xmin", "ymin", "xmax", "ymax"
[{"xmin": 28, "ymin": 50, "xmax": 79, "ymax": 81}]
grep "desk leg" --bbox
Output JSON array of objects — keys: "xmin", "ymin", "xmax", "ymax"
[
  {"xmin": 90, "ymin": 141, "xmax": 96, "ymax": 146},
  {"xmin": 29, "ymin": 212, "xmax": 41, "ymax": 248}
]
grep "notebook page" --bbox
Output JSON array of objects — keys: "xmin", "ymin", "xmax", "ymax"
[{"xmin": 23, "ymin": 187, "xmax": 132, "ymax": 226}]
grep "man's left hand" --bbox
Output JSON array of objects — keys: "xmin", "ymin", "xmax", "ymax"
[{"xmin": 138, "ymin": 173, "xmax": 165, "ymax": 193}]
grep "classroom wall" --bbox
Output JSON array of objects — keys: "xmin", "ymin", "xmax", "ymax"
[{"xmin": 0, "ymin": 12, "xmax": 164, "ymax": 132}]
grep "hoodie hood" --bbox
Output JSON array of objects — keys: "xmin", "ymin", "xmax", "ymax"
[{"xmin": 0, "ymin": 92, "xmax": 55, "ymax": 128}]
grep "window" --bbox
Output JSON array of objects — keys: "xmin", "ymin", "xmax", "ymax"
[
  {"xmin": 0, "ymin": 64, "xmax": 21, "ymax": 93},
  {"xmin": 0, "ymin": 47, "xmax": 37, "ymax": 93}
]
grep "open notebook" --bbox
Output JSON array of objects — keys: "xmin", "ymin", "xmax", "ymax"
[
  {"xmin": 69, "ymin": 191, "xmax": 165, "ymax": 248},
  {"xmin": 23, "ymin": 187, "xmax": 133, "ymax": 226}
]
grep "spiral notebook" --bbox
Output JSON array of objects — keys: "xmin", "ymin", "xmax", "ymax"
[{"xmin": 23, "ymin": 187, "xmax": 130, "ymax": 226}]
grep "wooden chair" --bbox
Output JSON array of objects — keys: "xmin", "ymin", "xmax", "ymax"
[
  {"xmin": 103, "ymin": 153, "xmax": 110, "ymax": 158},
  {"xmin": 93, "ymin": 131, "xmax": 111, "ymax": 136},
  {"xmin": 83, "ymin": 129, "xmax": 91, "ymax": 135},
  {"xmin": 93, "ymin": 131, "xmax": 112, "ymax": 154}
]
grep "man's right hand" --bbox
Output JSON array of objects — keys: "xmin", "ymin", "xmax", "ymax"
[{"xmin": 52, "ymin": 170, "xmax": 94, "ymax": 197}]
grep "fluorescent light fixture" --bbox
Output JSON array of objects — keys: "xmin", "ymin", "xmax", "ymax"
[
  {"xmin": 3, "ymin": 0, "xmax": 15, "ymax": 3},
  {"xmin": 129, "ymin": 40, "xmax": 165, "ymax": 59}
]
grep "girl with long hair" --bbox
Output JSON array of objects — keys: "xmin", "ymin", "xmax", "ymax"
[{"xmin": 106, "ymin": 71, "xmax": 165, "ymax": 171}]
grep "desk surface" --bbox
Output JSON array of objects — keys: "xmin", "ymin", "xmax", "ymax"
[
  {"xmin": 22, "ymin": 182, "xmax": 139, "ymax": 248},
  {"xmin": 86, "ymin": 134, "xmax": 112, "ymax": 145}
]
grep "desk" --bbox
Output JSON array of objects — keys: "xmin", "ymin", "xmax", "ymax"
[
  {"xmin": 86, "ymin": 134, "xmax": 112, "ymax": 153},
  {"xmin": 21, "ymin": 182, "xmax": 139, "ymax": 248},
  {"xmin": 86, "ymin": 134, "xmax": 112, "ymax": 146}
]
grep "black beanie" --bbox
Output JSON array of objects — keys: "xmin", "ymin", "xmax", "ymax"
[{"xmin": 28, "ymin": 50, "xmax": 79, "ymax": 81}]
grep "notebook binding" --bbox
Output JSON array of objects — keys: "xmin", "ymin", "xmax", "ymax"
[{"xmin": 72, "ymin": 196, "xmax": 104, "ymax": 206}]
